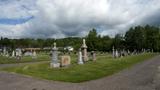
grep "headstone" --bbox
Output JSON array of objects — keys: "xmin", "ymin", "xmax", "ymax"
[
  {"xmin": 60, "ymin": 55, "xmax": 71, "ymax": 67},
  {"xmin": 127, "ymin": 50, "xmax": 130, "ymax": 55},
  {"xmin": 0, "ymin": 49, "xmax": 2, "ymax": 55},
  {"xmin": 50, "ymin": 42, "xmax": 60, "ymax": 68},
  {"xmin": 15, "ymin": 50, "xmax": 18, "ymax": 56},
  {"xmin": 120, "ymin": 49, "xmax": 125, "ymax": 57},
  {"xmin": 112, "ymin": 46, "xmax": 115, "ymax": 58},
  {"xmin": 124, "ymin": 50, "xmax": 128, "ymax": 56},
  {"xmin": 32, "ymin": 50, "xmax": 37, "ymax": 59},
  {"xmin": 24, "ymin": 51, "xmax": 32, "ymax": 56},
  {"xmin": 152, "ymin": 49, "xmax": 153, "ymax": 53},
  {"xmin": 143, "ymin": 49, "xmax": 146, "ymax": 53},
  {"xmin": 19, "ymin": 49, "xmax": 22, "ymax": 56},
  {"xmin": 78, "ymin": 48, "xmax": 84, "ymax": 64},
  {"xmin": 3, "ymin": 47, "xmax": 6, "ymax": 56},
  {"xmin": 115, "ymin": 50, "xmax": 119, "ymax": 58},
  {"xmin": 5, "ymin": 51, "xmax": 9, "ymax": 57},
  {"xmin": 16, "ymin": 48, "xmax": 22, "ymax": 60},
  {"xmin": 91, "ymin": 51, "xmax": 96, "ymax": 61},
  {"xmin": 81, "ymin": 39, "xmax": 88, "ymax": 62},
  {"xmin": 134, "ymin": 49, "xmax": 137, "ymax": 55},
  {"xmin": 12, "ymin": 50, "xmax": 15, "ymax": 57}
]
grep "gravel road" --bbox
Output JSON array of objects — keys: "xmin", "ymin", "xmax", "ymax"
[{"xmin": 0, "ymin": 55, "xmax": 160, "ymax": 90}]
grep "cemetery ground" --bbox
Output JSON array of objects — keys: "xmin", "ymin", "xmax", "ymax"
[
  {"xmin": 0, "ymin": 53, "xmax": 157, "ymax": 83},
  {"xmin": 0, "ymin": 52, "xmax": 49, "ymax": 64}
]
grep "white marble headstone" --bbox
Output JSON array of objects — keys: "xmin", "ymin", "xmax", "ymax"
[{"xmin": 78, "ymin": 49, "xmax": 83, "ymax": 64}]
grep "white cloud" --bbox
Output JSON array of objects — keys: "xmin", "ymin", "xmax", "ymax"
[{"xmin": 0, "ymin": 0, "xmax": 160, "ymax": 38}]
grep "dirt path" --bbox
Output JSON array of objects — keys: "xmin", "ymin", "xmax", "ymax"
[{"xmin": 0, "ymin": 55, "xmax": 160, "ymax": 90}]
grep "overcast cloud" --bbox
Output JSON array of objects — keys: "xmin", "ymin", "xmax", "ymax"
[{"xmin": 0, "ymin": 0, "xmax": 160, "ymax": 38}]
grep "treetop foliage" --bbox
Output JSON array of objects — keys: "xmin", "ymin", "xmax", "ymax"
[{"xmin": 0, "ymin": 25, "xmax": 160, "ymax": 52}]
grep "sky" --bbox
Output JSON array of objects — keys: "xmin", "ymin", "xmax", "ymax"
[{"xmin": 0, "ymin": 0, "xmax": 160, "ymax": 39}]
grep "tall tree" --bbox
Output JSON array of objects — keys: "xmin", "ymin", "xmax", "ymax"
[{"xmin": 86, "ymin": 28, "xmax": 99, "ymax": 51}]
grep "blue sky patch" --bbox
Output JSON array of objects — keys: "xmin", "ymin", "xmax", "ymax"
[{"xmin": 0, "ymin": 16, "xmax": 34, "ymax": 25}]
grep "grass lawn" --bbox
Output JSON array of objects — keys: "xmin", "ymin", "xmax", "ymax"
[
  {"xmin": 0, "ymin": 53, "xmax": 156, "ymax": 83},
  {"xmin": 0, "ymin": 53, "xmax": 50, "ymax": 64}
]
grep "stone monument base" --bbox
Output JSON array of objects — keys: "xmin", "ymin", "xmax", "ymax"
[{"xmin": 50, "ymin": 63, "xmax": 60, "ymax": 68}]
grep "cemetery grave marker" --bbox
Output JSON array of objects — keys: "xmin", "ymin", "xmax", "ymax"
[
  {"xmin": 91, "ymin": 51, "xmax": 96, "ymax": 61},
  {"xmin": 78, "ymin": 48, "xmax": 84, "ymax": 64},
  {"xmin": 81, "ymin": 39, "xmax": 88, "ymax": 62},
  {"xmin": 32, "ymin": 50, "xmax": 37, "ymax": 59},
  {"xmin": 60, "ymin": 55, "xmax": 71, "ymax": 67},
  {"xmin": 50, "ymin": 42, "xmax": 60, "ymax": 68},
  {"xmin": 12, "ymin": 50, "xmax": 15, "ymax": 57}
]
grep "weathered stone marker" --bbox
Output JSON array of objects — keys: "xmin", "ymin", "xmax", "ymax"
[
  {"xmin": 12, "ymin": 50, "xmax": 15, "ymax": 57},
  {"xmin": 3, "ymin": 47, "xmax": 6, "ymax": 56},
  {"xmin": 16, "ymin": 48, "xmax": 22, "ymax": 60},
  {"xmin": 60, "ymin": 55, "xmax": 71, "ymax": 67},
  {"xmin": 127, "ymin": 50, "xmax": 130, "ymax": 55},
  {"xmin": 81, "ymin": 39, "xmax": 88, "ymax": 62},
  {"xmin": 91, "ymin": 51, "xmax": 96, "ymax": 61},
  {"xmin": 112, "ymin": 46, "xmax": 115, "ymax": 58},
  {"xmin": 78, "ymin": 48, "xmax": 84, "ymax": 64},
  {"xmin": 32, "ymin": 50, "xmax": 37, "ymax": 59},
  {"xmin": 115, "ymin": 49, "xmax": 119, "ymax": 58},
  {"xmin": 50, "ymin": 42, "xmax": 60, "ymax": 68},
  {"xmin": 5, "ymin": 51, "xmax": 9, "ymax": 57}
]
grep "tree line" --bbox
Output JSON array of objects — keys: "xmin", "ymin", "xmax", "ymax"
[{"xmin": 0, "ymin": 25, "xmax": 160, "ymax": 52}]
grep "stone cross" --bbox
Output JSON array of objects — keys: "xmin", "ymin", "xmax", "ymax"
[
  {"xmin": 78, "ymin": 48, "xmax": 84, "ymax": 64},
  {"xmin": 50, "ymin": 42, "xmax": 60, "ymax": 68},
  {"xmin": 81, "ymin": 39, "xmax": 88, "ymax": 62}
]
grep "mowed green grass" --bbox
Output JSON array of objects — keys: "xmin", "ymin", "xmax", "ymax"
[
  {"xmin": 0, "ymin": 53, "xmax": 50, "ymax": 64},
  {"xmin": 1, "ymin": 53, "xmax": 156, "ymax": 83}
]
